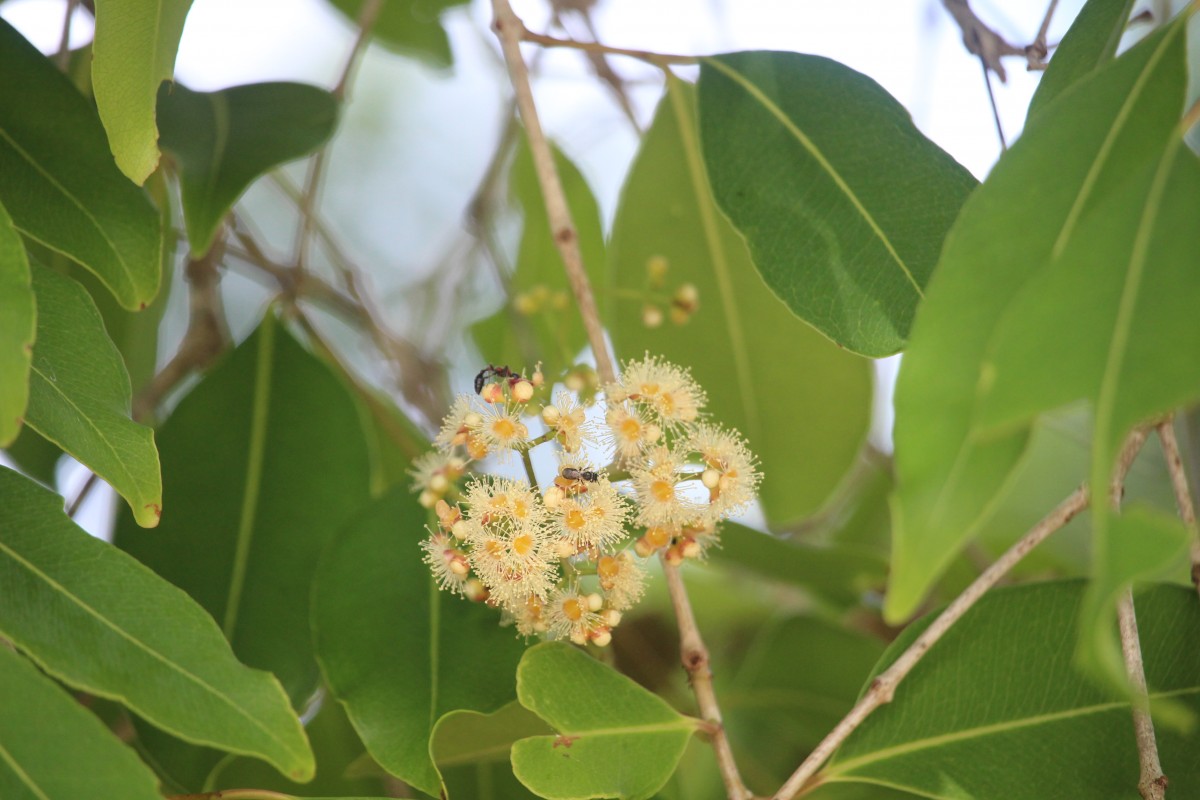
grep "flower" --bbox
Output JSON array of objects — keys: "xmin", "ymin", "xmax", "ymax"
[
  {"xmin": 630, "ymin": 445, "xmax": 704, "ymax": 529},
  {"xmin": 608, "ymin": 354, "xmax": 705, "ymax": 429},
  {"xmin": 597, "ymin": 551, "xmax": 646, "ymax": 611},
  {"xmin": 421, "ymin": 530, "xmax": 471, "ymax": 595},
  {"xmin": 548, "ymin": 460, "xmax": 629, "ymax": 550},
  {"xmin": 473, "ymin": 401, "xmax": 531, "ymax": 459},
  {"xmin": 545, "ymin": 586, "xmax": 605, "ymax": 645},
  {"xmin": 542, "ymin": 391, "xmax": 595, "ymax": 453},
  {"xmin": 689, "ymin": 423, "xmax": 761, "ymax": 521},
  {"xmin": 604, "ymin": 403, "xmax": 661, "ymax": 462}
]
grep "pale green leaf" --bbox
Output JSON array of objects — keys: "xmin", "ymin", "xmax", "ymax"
[
  {"xmin": 887, "ymin": 21, "xmax": 1189, "ymax": 622},
  {"xmin": 326, "ymin": 0, "xmax": 468, "ymax": 68},
  {"xmin": 825, "ymin": 582, "xmax": 1200, "ymax": 799},
  {"xmin": 92, "ymin": 0, "xmax": 195, "ymax": 184},
  {"xmin": 697, "ymin": 51, "xmax": 978, "ymax": 357},
  {"xmin": 474, "ymin": 136, "xmax": 607, "ymax": 378},
  {"xmin": 1028, "ymin": 0, "xmax": 1136, "ymax": 119},
  {"xmin": 25, "ymin": 265, "xmax": 161, "ymax": 527},
  {"xmin": 609, "ymin": 80, "xmax": 872, "ymax": 525},
  {"xmin": 0, "ymin": 466, "xmax": 314, "ymax": 782},
  {"xmin": 0, "ymin": 647, "xmax": 162, "ymax": 800},
  {"xmin": 0, "ymin": 197, "xmax": 33, "ymax": 446},
  {"xmin": 158, "ymin": 82, "xmax": 339, "ymax": 256},
  {"xmin": 512, "ymin": 642, "xmax": 700, "ymax": 800},
  {"xmin": 312, "ymin": 490, "xmax": 527, "ymax": 797},
  {"xmin": 0, "ymin": 18, "xmax": 161, "ymax": 309}
]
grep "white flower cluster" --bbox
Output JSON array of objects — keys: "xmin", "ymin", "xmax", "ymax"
[{"xmin": 413, "ymin": 355, "xmax": 761, "ymax": 646}]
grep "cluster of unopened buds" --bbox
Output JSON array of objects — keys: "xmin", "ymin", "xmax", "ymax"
[{"xmin": 411, "ymin": 354, "xmax": 760, "ymax": 647}]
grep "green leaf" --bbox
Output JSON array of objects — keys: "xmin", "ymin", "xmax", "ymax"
[
  {"xmin": 0, "ymin": 18, "xmax": 162, "ymax": 309},
  {"xmin": 0, "ymin": 466, "xmax": 314, "ymax": 781},
  {"xmin": 511, "ymin": 642, "xmax": 700, "ymax": 800},
  {"xmin": 1028, "ymin": 0, "xmax": 1136, "ymax": 120},
  {"xmin": 721, "ymin": 616, "xmax": 885, "ymax": 795},
  {"xmin": 434, "ymin": 701, "xmax": 553, "ymax": 797},
  {"xmin": 0, "ymin": 197, "xmax": 33, "ymax": 446},
  {"xmin": 824, "ymin": 582, "xmax": 1200, "ymax": 799},
  {"xmin": 474, "ymin": 136, "xmax": 607, "ymax": 378},
  {"xmin": 609, "ymin": 80, "xmax": 872, "ymax": 525},
  {"xmin": 2, "ymin": 425, "xmax": 62, "ymax": 486},
  {"xmin": 92, "ymin": 0, "xmax": 195, "ymax": 184},
  {"xmin": 886, "ymin": 21, "xmax": 1190, "ymax": 622},
  {"xmin": 326, "ymin": 0, "xmax": 469, "ymax": 68},
  {"xmin": 212, "ymin": 699, "xmax": 389, "ymax": 798},
  {"xmin": 697, "ymin": 52, "xmax": 978, "ymax": 357},
  {"xmin": 1078, "ymin": 508, "xmax": 1190, "ymax": 687},
  {"xmin": 312, "ymin": 489, "xmax": 527, "ymax": 797},
  {"xmin": 158, "ymin": 82, "xmax": 339, "ymax": 257},
  {"xmin": 116, "ymin": 314, "xmax": 371, "ymax": 708},
  {"xmin": 25, "ymin": 265, "xmax": 161, "ymax": 527},
  {"xmin": 711, "ymin": 524, "xmax": 885, "ymax": 608},
  {"xmin": 0, "ymin": 646, "xmax": 162, "ymax": 800}
]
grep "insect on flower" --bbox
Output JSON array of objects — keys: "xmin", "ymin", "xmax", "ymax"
[
  {"xmin": 561, "ymin": 467, "xmax": 598, "ymax": 483},
  {"xmin": 474, "ymin": 364, "xmax": 523, "ymax": 394}
]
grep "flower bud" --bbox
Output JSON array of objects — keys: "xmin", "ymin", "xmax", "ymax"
[{"xmin": 512, "ymin": 380, "xmax": 534, "ymax": 403}]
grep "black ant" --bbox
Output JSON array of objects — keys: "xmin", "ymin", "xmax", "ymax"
[
  {"xmin": 561, "ymin": 467, "xmax": 599, "ymax": 483},
  {"xmin": 474, "ymin": 364, "xmax": 523, "ymax": 394}
]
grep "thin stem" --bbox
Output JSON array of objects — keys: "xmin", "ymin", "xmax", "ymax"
[
  {"xmin": 1030, "ymin": 0, "xmax": 1060, "ymax": 65},
  {"xmin": 980, "ymin": 55, "xmax": 1007, "ymax": 151},
  {"xmin": 490, "ymin": 0, "xmax": 617, "ymax": 386},
  {"xmin": 1118, "ymin": 592, "xmax": 1167, "ymax": 800},
  {"xmin": 1111, "ymin": 428, "xmax": 1166, "ymax": 799},
  {"xmin": 293, "ymin": 0, "xmax": 382, "ymax": 272},
  {"xmin": 520, "ymin": 447, "xmax": 540, "ymax": 488},
  {"xmin": 772, "ymin": 429, "xmax": 1150, "ymax": 800},
  {"xmin": 519, "ymin": 27, "xmax": 696, "ymax": 67},
  {"xmin": 168, "ymin": 791, "xmax": 295, "ymax": 800},
  {"xmin": 67, "ymin": 472, "xmax": 100, "ymax": 518},
  {"xmin": 661, "ymin": 560, "xmax": 753, "ymax": 800},
  {"xmin": 1156, "ymin": 418, "xmax": 1200, "ymax": 593},
  {"xmin": 55, "ymin": 0, "xmax": 79, "ymax": 70}
]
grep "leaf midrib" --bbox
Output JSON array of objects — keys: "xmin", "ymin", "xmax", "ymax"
[
  {"xmin": 0, "ymin": 128, "xmax": 135, "ymax": 299},
  {"xmin": 0, "ymin": 737, "xmax": 52, "ymax": 800},
  {"xmin": 701, "ymin": 57, "xmax": 923, "ymax": 299},
  {"xmin": 537, "ymin": 719, "xmax": 698, "ymax": 739},
  {"xmin": 824, "ymin": 685, "xmax": 1200, "ymax": 776},
  {"xmin": 0, "ymin": 538, "xmax": 297, "ymax": 758}
]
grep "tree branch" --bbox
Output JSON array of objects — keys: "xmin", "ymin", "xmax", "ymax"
[
  {"xmin": 490, "ymin": 0, "xmax": 617, "ymax": 386},
  {"xmin": 940, "ymin": 0, "xmax": 1040, "ymax": 80},
  {"xmin": 771, "ymin": 428, "xmax": 1150, "ymax": 799},
  {"xmin": 661, "ymin": 559, "xmax": 753, "ymax": 800},
  {"xmin": 1156, "ymin": 417, "xmax": 1200, "ymax": 594},
  {"xmin": 1109, "ymin": 426, "xmax": 1164, "ymax": 799}
]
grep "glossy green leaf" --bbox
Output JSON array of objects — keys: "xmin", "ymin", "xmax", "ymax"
[
  {"xmin": 92, "ymin": 0, "xmax": 195, "ymax": 184},
  {"xmin": 721, "ymin": 616, "xmax": 885, "ymax": 795},
  {"xmin": 1028, "ymin": 0, "xmax": 1136, "ymax": 119},
  {"xmin": 159, "ymin": 82, "xmax": 339, "ymax": 256},
  {"xmin": 116, "ymin": 314, "xmax": 371, "ymax": 709},
  {"xmin": 434, "ymin": 701, "xmax": 553, "ymax": 799},
  {"xmin": 697, "ymin": 52, "xmax": 977, "ymax": 357},
  {"xmin": 474, "ymin": 137, "xmax": 607, "ymax": 378},
  {"xmin": 887, "ymin": 22, "xmax": 1189, "ymax": 622},
  {"xmin": 0, "ymin": 18, "xmax": 162, "ymax": 309},
  {"xmin": 25, "ymin": 265, "xmax": 161, "ymax": 527},
  {"xmin": 1078, "ymin": 508, "xmax": 1190, "ymax": 686},
  {"xmin": 512, "ymin": 642, "xmax": 700, "ymax": 800},
  {"xmin": 609, "ymin": 80, "xmax": 872, "ymax": 525},
  {"xmin": 327, "ymin": 0, "xmax": 469, "ymax": 68},
  {"xmin": 711, "ymin": 523, "xmax": 885, "ymax": 607},
  {"xmin": 313, "ymin": 490, "xmax": 527, "ymax": 797},
  {"xmin": 0, "ymin": 646, "xmax": 162, "ymax": 800},
  {"xmin": 824, "ymin": 582, "xmax": 1200, "ymax": 798},
  {"xmin": 0, "ymin": 467, "xmax": 313, "ymax": 781},
  {"xmin": 0, "ymin": 198, "xmax": 33, "ymax": 446}
]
